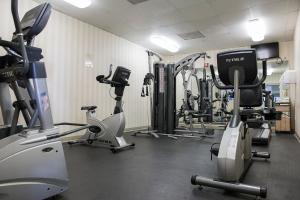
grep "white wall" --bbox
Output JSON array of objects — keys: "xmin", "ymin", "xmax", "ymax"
[
  {"xmin": 293, "ymin": 10, "xmax": 300, "ymax": 137},
  {"xmin": 0, "ymin": 0, "xmax": 150, "ymax": 129}
]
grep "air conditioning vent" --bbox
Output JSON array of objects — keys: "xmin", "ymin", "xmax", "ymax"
[
  {"xmin": 127, "ymin": 0, "xmax": 149, "ymax": 5},
  {"xmin": 177, "ymin": 31, "xmax": 205, "ymax": 40}
]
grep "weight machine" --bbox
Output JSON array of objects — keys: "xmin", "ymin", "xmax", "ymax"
[{"xmin": 134, "ymin": 52, "xmax": 214, "ymax": 139}]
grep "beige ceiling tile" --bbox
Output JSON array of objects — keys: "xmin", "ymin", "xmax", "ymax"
[
  {"xmin": 178, "ymin": 2, "xmax": 216, "ymax": 21},
  {"xmin": 132, "ymin": 0, "xmax": 176, "ymax": 17},
  {"xmin": 151, "ymin": 10, "xmax": 187, "ymax": 28},
  {"xmin": 207, "ymin": 0, "xmax": 251, "ymax": 14},
  {"xmin": 200, "ymin": 24, "xmax": 230, "ymax": 37},
  {"xmin": 248, "ymin": 0, "xmax": 282, "ymax": 8},
  {"xmin": 249, "ymin": 0, "xmax": 291, "ymax": 19},
  {"xmin": 194, "ymin": 16, "xmax": 224, "ymax": 30},
  {"xmin": 219, "ymin": 9, "xmax": 251, "ymax": 27},
  {"xmin": 167, "ymin": 0, "xmax": 207, "ymax": 9},
  {"xmin": 166, "ymin": 22, "xmax": 198, "ymax": 34}
]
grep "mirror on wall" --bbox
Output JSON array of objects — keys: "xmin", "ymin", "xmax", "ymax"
[{"xmin": 258, "ymin": 58, "xmax": 289, "ymax": 102}]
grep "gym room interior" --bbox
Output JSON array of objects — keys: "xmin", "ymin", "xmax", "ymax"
[{"xmin": 0, "ymin": 0, "xmax": 299, "ymax": 199}]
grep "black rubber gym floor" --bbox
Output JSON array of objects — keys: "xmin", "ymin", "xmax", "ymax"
[{"xmin": 59, "ymin": 131, "xmax": 300, "ymax": 200}]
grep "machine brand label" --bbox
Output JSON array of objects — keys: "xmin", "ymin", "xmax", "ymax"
[
  {"xmin": 226, "ymin": 57, "xmax": 245, "ymax": 63},
  {"xmin": 41, "ymin": 92, "xmax": 50, "ymax": 112},
  {"xmin": 1, "ymin": 71, "xmax": 14, "ymax": 78}
]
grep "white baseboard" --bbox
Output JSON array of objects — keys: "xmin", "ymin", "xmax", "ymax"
[{"xmin": 294, "ymin": 132, "xmax": 300, "ymax": 143}]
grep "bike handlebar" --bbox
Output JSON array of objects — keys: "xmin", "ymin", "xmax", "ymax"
[{"xmin": 104, "ymin": 64, "xmax": 113, "ymax": 79}]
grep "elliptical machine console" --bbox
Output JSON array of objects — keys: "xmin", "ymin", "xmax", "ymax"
[{"xmin": 69, "ymin": 65, "xmax": 135, "ymax": 153}]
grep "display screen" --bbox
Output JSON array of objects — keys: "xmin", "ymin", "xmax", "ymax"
[{"xmin": 251, "ymin": 42, "xmax": 279, "ymax": 60}]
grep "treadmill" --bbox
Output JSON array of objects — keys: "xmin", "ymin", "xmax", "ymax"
[
  {"xmin": 240, "ymin": 79, "xmax": 281, "ymax": 145},
  {"xmin": 248, "ymin": 118, "xmax": 272, "ymax": 145},
  {"xmin": 240, "ymin": 83, "xmax": 281, "ymax": 146}
]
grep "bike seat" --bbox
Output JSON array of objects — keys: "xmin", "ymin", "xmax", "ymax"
[{"xmin": 81, "ymin": 106, "xmax": 97, "ymax": 111}]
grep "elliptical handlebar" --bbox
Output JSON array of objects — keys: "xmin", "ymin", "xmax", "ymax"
[
  {"xmin": 11, "ymin": 0, "xmax": 29, "ymax": 73},
  {"xmin": 96, "ymin": 64, "xmax": 113, "ymax": 83},
  {"xmin": 0, "ymin": 39, "xmax": 23, "ymax": 50},
  {"xmin": 11, "ymin": 0, "xmax": 22, "ymax": 34},
  {"xmin": 210, "ymin": 60, "xmax": 267, "ymax": 90}
]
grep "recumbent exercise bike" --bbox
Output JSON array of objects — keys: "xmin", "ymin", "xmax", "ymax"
[{"xmin": 191, "ymin": 49, "xmax": 270, "ymax": 198}]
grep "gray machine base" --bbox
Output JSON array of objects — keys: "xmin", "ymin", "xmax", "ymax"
[
  {"xmin": 191, "ymin": 175, "xmax": 267, "ymax": 198},
  {"xmin": 250, "ymin": 127, "xmax": 271, "ymax": 145},
  {"xmin": 68, "ymin": 136, "xmax": 135, "ymax": 153},
  {"xmin": 0, "ymin": 125, "xmax": 23, "ymax": 139}
]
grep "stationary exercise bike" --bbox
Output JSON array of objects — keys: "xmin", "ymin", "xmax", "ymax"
[
  {"xmin": 191, "ymin": 50, "xmax": 270, "ymax": 198},
  {"xmin": 69, "ymin": 65, "xmax": 135, "ymax": 153}
]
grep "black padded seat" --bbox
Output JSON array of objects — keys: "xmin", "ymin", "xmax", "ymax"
[{"xmin": 240, "ymin": 80, "xmax": 263, "ymax": 107}]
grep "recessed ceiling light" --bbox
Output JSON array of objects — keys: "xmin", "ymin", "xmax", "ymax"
[
  {"xmin": 63, "ymin": 0, "xmax": 92, "ymax": 8},
  {"xmin": 247, "ymin": 19, "xmax": 265, "ymax": 42},
  {"xmin": 150, "ymin": 35, "xmax": 179, "ymax": 53}
]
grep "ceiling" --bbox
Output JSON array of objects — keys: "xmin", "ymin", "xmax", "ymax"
[{"xmin": 37, "ymin": 0, "xmax": 300, "ymax": 56}]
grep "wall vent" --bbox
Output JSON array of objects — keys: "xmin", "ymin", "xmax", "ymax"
[
  {"xmin": 127, "ymin": 0, "xmax": 149, "ymax": 5},
  {"xmin": 177, "ymin": 31, "xmax": 205, "ymax": 40}
]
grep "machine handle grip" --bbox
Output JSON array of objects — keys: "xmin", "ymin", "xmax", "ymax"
[
  {"xmin": 11, "ymin": 0, "xmax": 29, "ymax": 73},
  {"xmin": 96, "ymin": 64, "xmax": 113, "ymax": 82},
  {"xmin": 146, "ymin": 50, "xmax": 162, "ymax": 61},
  {"xmin": 12, "ymin": 0, "xmax": 22, "ymax": 34},
  {"xmin": 105, "ymin": 64, "xmax": 113, "ymax": 79},
  {"xmin": 0, "ymin": 39, "xmax": 20, "ymax": 49}
]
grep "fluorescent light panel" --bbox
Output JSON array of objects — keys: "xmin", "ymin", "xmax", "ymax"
[
  {"xmin": 247, "ymin": 19, "xmax": 265, "ymax": 42},
  {"xmin": 63, "ymin": 0, "xmax": 92, "ymax": 8},
  {"xmin": 150, "ymin": 35, "xmax": 179, "ymax": 53}
]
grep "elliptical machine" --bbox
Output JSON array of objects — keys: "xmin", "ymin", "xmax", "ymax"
[
  {"xmin": 191, "ymin": 50, "xmax": 270, "ymax": 198},
  {"xmin": 69, "ymin": 65, "xmax": 135, "ymax": 153},
  {"xmin": 0, "ymin": 2, "xmax": 69, "ymax": 199},
  {"xmin": 0, "ymin": 2, "xmax": 92, "ymax": 199}
]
